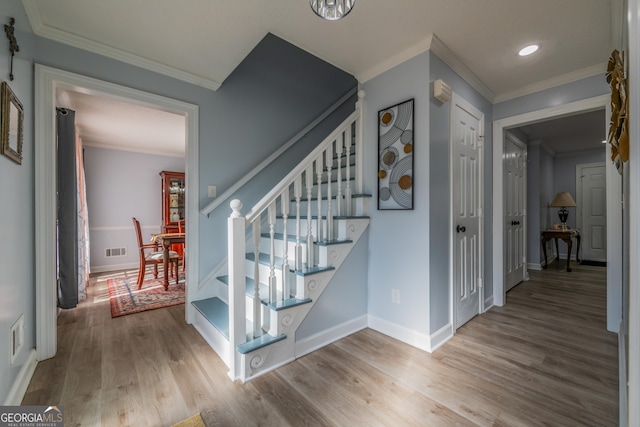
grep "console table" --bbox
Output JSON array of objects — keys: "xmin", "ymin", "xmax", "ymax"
[{"xmin": 541, "ymin": 229, "xmax": 581, "ymax": 272}]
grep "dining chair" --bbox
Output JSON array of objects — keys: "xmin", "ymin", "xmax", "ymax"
[
  {"xmin": 132, "ymin": 217, "xmax": 179, "ymax": 289},
  {"xmin": 178, "ymin": 219, "xmax": 186, "ymax": 271}
]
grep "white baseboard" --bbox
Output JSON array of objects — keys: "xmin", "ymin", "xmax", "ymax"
[
  {"xmin": 90, "ymin": 262, "xmax": 138, "ymax": 273},
  {"xmin": 367, "ymin": 315, "xmax": 431, "ymax": 352},
  {"xmin": 484, "ymin": 295, "xmax": 495, "ymax": 311},
  {"xmin": 619, "ymin": 321, "xmax": 628, "ymax": 427},
  {"xmin": 295, "ymin": 315, "xmax": 368, "ymax": 358},
  {"xmin": 4, "ymin": 349, "xmax": 37, "ymax": 405},
  {"xmin": 527, "ymin": 262, "xmax": 543, "ymax": 271},
  {"xmin": 429, "ymin": 322, "xmax": 453, "ymax": 351}
]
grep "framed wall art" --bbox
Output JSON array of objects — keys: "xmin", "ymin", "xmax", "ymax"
[
  {"xmin": 1, "ymin": 81, "xmax": 24, "ymax": 165},
  {"xmin": 378, "ymin": 98, "xmax": 414, "ymax": 210}
]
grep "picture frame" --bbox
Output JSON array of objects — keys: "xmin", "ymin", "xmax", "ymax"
[
  {"xmin": 378, "ymin": 98, "xmax": 414, "ymax": 210},
  {"xmin": 1, "ymin": 81, "xmax": 24, "ymax": 165}
]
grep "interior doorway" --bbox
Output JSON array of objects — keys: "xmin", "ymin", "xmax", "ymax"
[
  {"xmin": 492, "ymin": 94, "xmax": 622, "ymax": 333},
  {"xmin": 34, "ymin": 65, "xmax": 199, "ymax": 361}
]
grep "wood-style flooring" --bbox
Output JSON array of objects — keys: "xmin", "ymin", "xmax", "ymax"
[{"xmin": 22, "ymin": 262, "xmax": 618, "ymax": 426}]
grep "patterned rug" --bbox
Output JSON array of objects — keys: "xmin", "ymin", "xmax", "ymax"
[{"xmin": 107, "ymin": 270, "xmax": 185, "ymax": 318}]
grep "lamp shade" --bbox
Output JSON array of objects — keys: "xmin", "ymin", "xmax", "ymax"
[{"xmin": 550, "ymin": 192, "xmax": 576, "ymax": 208}]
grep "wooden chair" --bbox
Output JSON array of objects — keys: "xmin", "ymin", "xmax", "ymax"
[
  {"xmin": 178, "ymin": 219, "xmax": 186, "ymax": 271},
  {"xmin": 132, "ymin": 217, "xmax": 179, "ymax": 289}
]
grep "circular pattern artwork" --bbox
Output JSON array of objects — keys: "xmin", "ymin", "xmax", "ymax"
[{"xmin": 378, "ymin": 99, "xmax": 414, "ymax": 209}]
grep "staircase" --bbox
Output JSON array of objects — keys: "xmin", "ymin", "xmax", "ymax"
[{"xmin": 191, "ymin": 91, "xmax": 369, "ymax": 382}]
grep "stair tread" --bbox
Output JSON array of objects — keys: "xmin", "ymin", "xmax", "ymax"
[
  {"xmin": 316, "ymin": 239, "xmax": 353, "ymax": 246},
  {"xmin": 281, "ymin": 215, "xmax": 369, "ymax": 220},
  {"xmin": 192, "ymin": 297, "xmax": 229, "ymax": 339},
  {"xmin": 246, "ymin": 252, "xmax": 336, "ymax": 276},
  {"xmin": 237, "ymin": 333, "xmax": 287, "ymax": 355},
  {"xmin": 216, "ymin": 275, "xmax": 269, "ymax": 300}
]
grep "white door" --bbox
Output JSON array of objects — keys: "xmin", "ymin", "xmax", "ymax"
[
  {"xmin": 504, "ymin": 135, "xmax": 526, "ymax": 291},
  {"xmin": 577, "ymin": 163, "xmax": 607, "ymax": 262},
  {"xmin": 452, "ymin": 95, "xmax": 483, "ymax": 329}
]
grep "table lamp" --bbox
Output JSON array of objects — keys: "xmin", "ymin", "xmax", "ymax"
[{"xmin": 550, "ymin": 192, "xmax": 576, "ymax": 230}]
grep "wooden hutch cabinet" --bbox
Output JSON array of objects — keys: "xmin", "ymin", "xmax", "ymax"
[{"xmin": 160, "ymin": 171, "xmax": 185, "ymax": 234}]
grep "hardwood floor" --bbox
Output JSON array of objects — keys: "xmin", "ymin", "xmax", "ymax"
[{"xmin": 22, "ymin": 262, "xmax": 618, "ymax": 426}]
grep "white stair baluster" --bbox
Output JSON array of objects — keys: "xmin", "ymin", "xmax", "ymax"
[
  {"xmin": 252, "ymin": 220, "xmax": 261, "ymax": 337},
  {"xmin": 294, "ymin": 176, "xmax": 303, "ymax": 272},
  {"xmin": 316, "ymin": 155, "xmax": 324, "ymax": 243},
  {"xmin": 326, "ymin": 142, "xmax": 334, "ymax": 241},
  {"xmin": 345, "ymin": 123, "xmax": 353, "ymax": 216},
  {"xmin": 305, "ymin": 166, "xmax": 314, "ymax": 267},
  {"xmin": 280, "ymin": 189, "xmax": 290, "ymax": 300},
  {"xmin": 336, "ymin": 133, "xmax": 344, "ymax": 217},
  {"xmin": 268, "ymin": 203, "xmax": 277, "ymax": 304}
]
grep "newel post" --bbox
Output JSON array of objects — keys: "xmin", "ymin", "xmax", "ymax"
[{"xmin": 228, "ymin": 199, "xmax": 246, "ymax": 380}]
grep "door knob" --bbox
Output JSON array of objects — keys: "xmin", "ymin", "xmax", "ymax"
[{"xmin": 456, "ymin": 225, "xmax": 466, "ymax": 233}]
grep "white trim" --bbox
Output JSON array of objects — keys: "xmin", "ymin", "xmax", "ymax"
[
  {"xmin": 492, "ymin": 95, "xmax": 610, "ymax": 307},
  {"xmin": 90, "ymin": 263, "xmax": 138, "ymax": 274},
  {"xmin": 294, "ymin": 315, "xmax": 368, "ymax": 358},
  {"xmin": 4, "ymin": 349, "xmax": 37, "ymax": 405},
  {"xmin": 367, "ymin": 315, "xmax": 431, "ymax": 352},
  {"xmin": 527, "ymin": 262, "xmax": 543, "ymax": 271},
  {"xmin": 430, "ymin": 36, "xmax": 494, "ymax": 102},
  {"xmin": 483, "ymin": 295, "xmax": 494, "ymax": 312},
  {"xmin": 627, "ymin": 0, "xmax": 640, "ymax": 424},
  {"xmin": 34, "ymin": 64, "xmax": 199, "ymax": 359},
  {"xmin": 494, "ymin": 63, "xmax": 607, "ymax": 103},
  {"xmin": 429, "ymin": 323, "xmax": 453, "ymax": 351},
  {"xmin": 82, "ymin": 140, "xmax": 184, "ymax": 158},
  {"xmin": 22, "ymin": 0, "xmax": 221, "ymax": 91}
]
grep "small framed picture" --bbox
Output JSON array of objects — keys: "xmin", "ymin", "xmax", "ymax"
[{"xmin": 1, "ymin": 81, "xmax": 24, "ymax": 165}]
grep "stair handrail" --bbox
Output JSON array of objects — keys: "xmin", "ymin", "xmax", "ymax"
[
  {"xmin": 200, "ymin": 86, "xmax": 358, "ymax": 218},
  {"xmin": 227, "ymin": 90, "xmax": 363, "ymax": 380},
  {"xmin": 244, "ymin": 104, "xmax": 361, "ymax": 225}
]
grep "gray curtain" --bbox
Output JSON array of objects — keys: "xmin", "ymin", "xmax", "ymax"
[{"xmin": 57, "ymin": 108, "xmax": 78, "ymax": 309}]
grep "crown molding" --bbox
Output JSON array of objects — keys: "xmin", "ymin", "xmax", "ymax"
[
  {"xmin": 21, "ymin": 0, "xmax": 221, "ymax": 91},
  {"xmin": 357, "ymin": 34, "xmax": 433, "ymax": 84},
  {"xmin": 494, "ymin": 62, "xmax": 607, "ymax": 103},
  {"xmin": 428, "ymin": 34, "xmax": 495, "ymax": 102}
]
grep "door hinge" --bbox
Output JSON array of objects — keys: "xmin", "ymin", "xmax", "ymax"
[
  {"xmin": 478, "ymin": 135, "xmax": 484, "ymax": 148},
  {"xmin": 478, "ymin": 277, "xmax": 483, "ymax": 288}
]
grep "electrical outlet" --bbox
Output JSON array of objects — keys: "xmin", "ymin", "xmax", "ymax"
[
  {"xmin": 391, "ymin": 288, "xmax": 400, "ymax": 304},
  {"xmin": 208, "ymin": 185, "xmax": 217, "ymax": 198}
]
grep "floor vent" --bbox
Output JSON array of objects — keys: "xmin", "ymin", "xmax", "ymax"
[{"xmin": 105, "ymin": 247, "xmax": 127, "ymax": 257}]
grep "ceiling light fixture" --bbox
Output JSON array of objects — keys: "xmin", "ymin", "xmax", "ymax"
[
  {"xmin": 518, "ymin": 44, "xmax": 539, "ymax": 56},
  {"xmin": 310, "ymin": 0, "xmax": 355, "ymax": 21}
]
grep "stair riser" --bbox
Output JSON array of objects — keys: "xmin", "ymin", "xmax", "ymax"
[
  {"xmin": 258, "ymin": 236, "xmax": 309, "ymax": 267},
  {"xmin": 245, "ymin": 259, "xmax": 294, "ymax": 298}
]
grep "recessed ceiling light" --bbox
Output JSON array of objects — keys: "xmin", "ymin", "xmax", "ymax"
[{"xmin": 518, "ymin": 44, "xmax": 540, "ymax": 56}]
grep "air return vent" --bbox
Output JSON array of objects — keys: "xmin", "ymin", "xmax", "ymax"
[{"xmin": 105, "ymin": 247, "xmax": 127, "ymax": 257}]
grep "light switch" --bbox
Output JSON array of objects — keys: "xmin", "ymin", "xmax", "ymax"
[{"xmin": 208, "ymin": 185, "xmax": 217, "ymax": 198}]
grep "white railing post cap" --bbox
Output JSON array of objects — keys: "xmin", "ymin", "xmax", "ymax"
[{"xmin": 230, "ymin": 199, "xmax": 243, "ymax": 218}]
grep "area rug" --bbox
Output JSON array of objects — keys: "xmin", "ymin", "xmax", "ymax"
[
  {"xmin": 107, "ymin": 270, "xmax": 185, "ymax": 318},
  {"xmin": 171, "ymin": 413, "xmax": 206, "ymax": 427}
]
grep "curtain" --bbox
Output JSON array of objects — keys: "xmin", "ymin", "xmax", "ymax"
[
  {"xmin": 57, "ymin": 108, "xmax": 90, "ymax": 307},
  {"xmin": 76, "ymin": 131, "xmax": 89, "ymax": 301}
]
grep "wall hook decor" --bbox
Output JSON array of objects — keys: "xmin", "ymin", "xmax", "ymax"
[{"xmin": 4, "ymin": 17, "xmax": 19, "ymax": 81}]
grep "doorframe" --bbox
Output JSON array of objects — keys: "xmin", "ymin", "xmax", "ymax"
[
  {"xmin": 575, "ymin": 161, "xmax": 607, "ymax": 262},
  {"xmin": 492, "ymin": 95, "xmax": 621, "ymax": 331},
  {"xmin": 35, "ymin": 65, "xmax": 199, "ymax": 360},
  {"xmin": 503, "ymin": 132, "xmax": 529, "ymax": 287},
  {"xmin": 450, "ymin": 92, "xmax": 485, "ymax": 329}
]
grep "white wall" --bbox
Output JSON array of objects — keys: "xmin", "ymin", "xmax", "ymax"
[{"xmin": 84, "ymin": 146, "xmax": 184, "ymax": 272}]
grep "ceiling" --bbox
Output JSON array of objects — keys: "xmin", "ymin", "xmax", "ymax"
[{"xmin": 21, "ymin": 0, "xmax": 620, "ymax": 156}]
